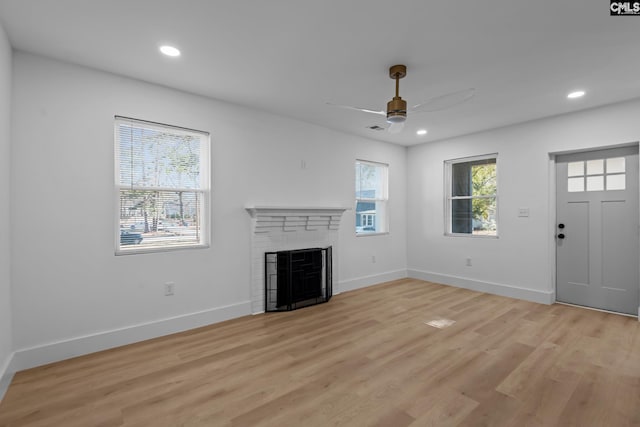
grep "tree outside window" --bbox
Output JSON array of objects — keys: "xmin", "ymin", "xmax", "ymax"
[
  {"xmin": 115, "ymin": 117, "xmax": 210, "ymax": 254},
  {"xmin": 446, "ymin": 155, "xmax": 497, "ymax": 236}
]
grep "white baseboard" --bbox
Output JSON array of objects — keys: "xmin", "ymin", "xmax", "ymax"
[
  {"xmin": 338, "ymin": 269, "xmax": 408, "ymax": 294},
  {"xmin": 0, "ymin": 352, "xmax": 15, "ymax": 402},
  {"xmin": 407, "ymin": 269, "xmax": 555, "ymax": 305},
  {"xmin": 6, "ymin": 301, "xmax": 252, "ymax": 376}
]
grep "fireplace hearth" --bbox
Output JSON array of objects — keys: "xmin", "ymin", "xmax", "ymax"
[{"xmin": 265, "ymin": 247, "xmax": 332, "ymax": 312}]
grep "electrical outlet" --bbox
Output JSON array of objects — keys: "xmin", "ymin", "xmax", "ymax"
[
  {"xmin": 164, "ymin": 282, "xmax": 175, "ymax": 296},
  {"xmin": 372, "ymin": 255, "xmax": 376, "ymax": 263},
  {"xmin": 466, "ymin": 258, "xmax": 472, "ymax": 267}
]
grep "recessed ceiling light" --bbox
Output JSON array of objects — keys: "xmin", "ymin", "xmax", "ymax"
[
  {"xmin": 159, "ymin": 45, "xmax": 181, "ymax": 57},
  {"xmin": 416, "ymin": 129, "xmax": 428, "ymax": 136},
  {"xmin": 567, "ymin": 90, "xmax": 585, "ymax": 99}
]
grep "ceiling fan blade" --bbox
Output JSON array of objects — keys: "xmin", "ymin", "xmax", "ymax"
[
  {"xmin": 387, "ymin": 121, "xmax": 405, "ymax": 134},
  {"xmin": 410, "ymin": 88, "xmax": 475, "ymax": 113},
  {"xmin": 326, "ymin": 102, "xmax": 386, "ymax": 116}
]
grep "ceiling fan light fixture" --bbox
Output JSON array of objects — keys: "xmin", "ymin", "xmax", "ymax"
[
  {"xmin": 387, "ymin": 114, "xmax": 406, "ymax": 124},
  {"xmin": 387, "ymin": 96, "xmax": 407, "ymax": 123}
]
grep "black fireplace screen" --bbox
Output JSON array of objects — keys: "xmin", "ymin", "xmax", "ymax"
[{"xmin": 265, "ymin": 246, "xmax": 332, "ymax": 312}]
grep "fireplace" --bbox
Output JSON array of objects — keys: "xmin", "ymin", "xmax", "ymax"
[
  {"xmin": 246, "ymin": 206, "xmax": 347, "ymax": 314},
  {"xmin": 265, "ymin": 247, "xmax": 332, "ymax": 311}
]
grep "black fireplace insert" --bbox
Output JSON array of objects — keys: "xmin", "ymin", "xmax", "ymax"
[{"xmin": 264, "ymin": 246, "xmax": 332, "ymax": 312}]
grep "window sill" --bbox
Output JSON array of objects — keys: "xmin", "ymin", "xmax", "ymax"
[
  {"xmin": 356, "ymin": 232, "xmax": 390, "ymax": 237},
  {"xmin": 444, "ymin": 233, "xmax": 499, "ymax": 239},
  {"xmin": 116, "ymin": 244, "xmax": 210, "ymax": 256}
]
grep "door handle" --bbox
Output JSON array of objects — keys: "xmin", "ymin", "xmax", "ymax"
[{"xmin": 557, "ymin": 233, "xmax": 565, "ymax": 239}]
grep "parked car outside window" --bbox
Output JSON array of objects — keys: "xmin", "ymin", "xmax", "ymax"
[{"xmin": 120, "ymin": 230, "xmax": 143, "ymax": 245}]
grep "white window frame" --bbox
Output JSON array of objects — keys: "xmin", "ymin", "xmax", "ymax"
[
  {"xmin": 444, "ymin": 153, "xmax": 498, "ymax": 238},
  {"xmin": 355, "ymin": 159, "xmax": 389, "ymax": 236},
  {"xmin": 114, "ymin": 116, "xmax": 211, "ymax": 255}
]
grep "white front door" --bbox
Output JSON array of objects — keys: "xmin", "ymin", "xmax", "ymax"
[{"xmin": 556, "ymin": 146, "xmax": 639, "ymax": 315}]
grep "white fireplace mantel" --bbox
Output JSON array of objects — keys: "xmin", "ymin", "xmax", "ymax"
[{"xmin": 245, "ymin": 206, "xmax": 349, "ymax": 233}]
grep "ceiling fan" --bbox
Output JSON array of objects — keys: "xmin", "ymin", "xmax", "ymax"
[{"xmin": 327, "ymin": 64, "xmax": 475, "ymax": 134}]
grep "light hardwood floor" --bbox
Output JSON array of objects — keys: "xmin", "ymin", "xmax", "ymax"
[{"xmin": 1, "ymin": 278, "xmax": 639, "ymax": 426}]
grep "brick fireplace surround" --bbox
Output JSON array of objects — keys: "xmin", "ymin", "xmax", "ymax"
[{"xmin": 245, "ymin": 206, "xmax": 348, "ymax": 314}]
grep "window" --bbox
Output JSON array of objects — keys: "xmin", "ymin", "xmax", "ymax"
[
  {"xmin": 355, "ymin": 160, "xmax": 388, "ymax": 235},
  {"xmin": 567, "ymin": 157, "xmax": 626, "ymax": 192},
  {"xmin": 115, "ymin": 116, "xmax": 210, "ymax": 254},
  {"xmin": 362, "ymin": 214, "xmax": 374, "ymax": 227},
  {"xmin": 445, "ymin": 154, "xmax": 498, "ymax": 236}
]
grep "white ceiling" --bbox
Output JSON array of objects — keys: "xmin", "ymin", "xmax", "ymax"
[{"xmin": 1, "ymin": 0, "xmax": 639, "ymax": 146}]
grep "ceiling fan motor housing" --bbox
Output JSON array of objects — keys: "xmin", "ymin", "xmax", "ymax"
[{"xmin": 387, "ymin": 97, "xmax": 407, "ymax": 123}]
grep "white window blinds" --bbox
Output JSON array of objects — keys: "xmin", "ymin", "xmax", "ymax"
[{"xmin": 115, "ymin": 116, "xmax": 210, "ymax": 254}]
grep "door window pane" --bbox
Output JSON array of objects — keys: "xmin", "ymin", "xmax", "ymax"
[
  {"xmin": 586, "ymin": 159, "xmax": 604, "ymax": 175},
  {"xmin": 606, "ymin": 174, "xmax": 626, "ymax": 190},
  {"xmin": 586, "ymin": 176, "xmax": 604, "ymax": 191},
  {"xmin": 568, "ymin": 161, "xmax": 584, "ymax": 177},
  {"xmin": 606, "ymin": 157, "xmax": 625, "ymax": 174},
  {"xmin": 568, "ymin": 177, "xmax": 584, "ymax": 192}
]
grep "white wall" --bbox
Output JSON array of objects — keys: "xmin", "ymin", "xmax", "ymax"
[
  {"xmin": 407, "ymin": 98, "xmax": 640, "ymax": 303},
  {"xmin": 8, "ymin": 52, "xmax": 406, "ymax": 370},
  {"xmin": 0, "ymin": 22, "xmax": 13, "ymax": 397}
]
